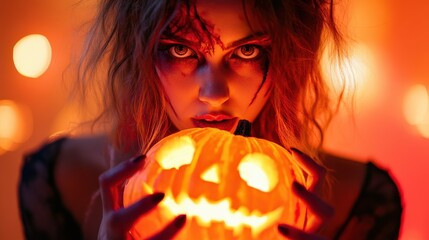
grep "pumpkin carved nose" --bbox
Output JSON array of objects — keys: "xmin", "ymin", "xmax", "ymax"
[{"xmin": 201, "ymin": 164, "xmax": 221, "ymax": 183}]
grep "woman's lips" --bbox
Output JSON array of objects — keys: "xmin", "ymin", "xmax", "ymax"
[{"xmin": 191, "ymin": 114, "xmax": 238, "ymax": 131}]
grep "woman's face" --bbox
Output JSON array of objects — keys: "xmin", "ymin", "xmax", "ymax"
[{"xmin": 156, "ymin": 0, "xmax": 272, "ymax": 132}]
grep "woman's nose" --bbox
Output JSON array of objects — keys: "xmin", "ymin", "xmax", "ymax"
[{"xmin": 198, "ymin": 66, "xmax": 230, "ymax": 107}]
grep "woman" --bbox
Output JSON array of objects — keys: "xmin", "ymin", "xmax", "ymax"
[{"xmin": 18, "ymin": 0, "xmax": 403, "ymax": 239}]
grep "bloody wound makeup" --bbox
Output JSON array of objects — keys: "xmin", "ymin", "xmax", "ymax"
[{"xmin": 163, "ymin": 1, "xmax": 222, "ymax": 55}]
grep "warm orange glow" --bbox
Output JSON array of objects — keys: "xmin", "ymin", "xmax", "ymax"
[
  {"xmin": 159, "ymin": 192, "xmax": 284, "ymax": 238},
  {"xmin": 124, "ymin": 128, "xmax": 306, "ymax": 239},
  {"xmin": 155, "ymin": 136, "xmax": 196, "ymax": 169},
  {"xmin": 200, "ymin": 164, "xmax": 220, "ymax": 183},
  {"xmin": 403, "ymin": 84, "xmax": 429, "ymax": 138},
  {"xmin": 0, "ymin": 100, "xmax": 33, "ymax": 154},
  {"xmin": 13, "ymin": 34, "xmax": 52, "ymax": 78},
  {"xmin": 415, "ymin": 108, "xmax": 429, "ymax": 139},
  {"xmin": 322, "ymin": 43, "xmax": 379, "ymax": 104},
  {"xmin": 238, "ymin": 153, "xmax": 278, "ymax": 192},
  {"xmin": 403, "ymin": 84, "xmax": 429, "ymax": 125},
  {"xmin": 416, "ymin": 123, "xmax": 429, "ymax": 139}
]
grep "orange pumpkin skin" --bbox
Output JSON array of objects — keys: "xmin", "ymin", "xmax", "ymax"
[{"xmin": 124, "ymin": 127, "xmax": 307, "ymax": 240}]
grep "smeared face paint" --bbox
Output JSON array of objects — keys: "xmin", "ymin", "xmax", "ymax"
[{"xmin": 155, "ymin": 0, "xmax": 272, "ymax": 132}]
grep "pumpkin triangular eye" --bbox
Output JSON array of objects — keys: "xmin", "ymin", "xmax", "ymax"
[
  {"xmin": 201, "ymin": 164, "xmax": 220, "ymax": 183},
  {"xmin": 238, "ymin": 153, "xmax": 278, "ymax": 192},
  {"xmin": 155, "ymin": 136, "xmax": 195, "ymax": 169}
]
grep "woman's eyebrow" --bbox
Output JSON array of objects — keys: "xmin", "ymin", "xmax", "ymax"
[
  {"xmin": 159, "ymin": 32, "xmax": 270, "ymax": 50},
  {"xmin": 159, "ymin": 34, "xmax": 200, "ymax": 48},
  {"xmin": 225, "ymin": 33, "xmax": 271, "ymax": 50}
]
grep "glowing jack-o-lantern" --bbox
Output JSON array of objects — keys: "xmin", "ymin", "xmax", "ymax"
[{"xmin": 124, "ymin": 120, "xmax": 306, "ymax": 239}]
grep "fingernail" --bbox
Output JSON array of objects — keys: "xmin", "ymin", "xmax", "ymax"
[
  {"xmin": 293, "ymin": 181, "xmax": 306, "ymax": 192},
  {"xmin": 174, "ymin": 214, "xmax": 187, "ymax": 228},
  {"xmin": 131, "ymin": 155, "xmax": 145, "ymax": 163},
  {"xmin": 278, "ymin": 225, "xmax": 289, "ymax": 236},
  {"xmin": 151, "ymin": 192, "xmax": 165, "ymax": 204}
]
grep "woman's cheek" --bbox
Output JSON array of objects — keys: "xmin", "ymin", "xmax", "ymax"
[{"xmin": 228, "ymin": 60, "xmax": 266, "ymax": 79}]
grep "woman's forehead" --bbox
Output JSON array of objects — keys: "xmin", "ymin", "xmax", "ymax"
[{"xmin": 162, "ymin": 0, "xmax": 262, "ymax": 52}]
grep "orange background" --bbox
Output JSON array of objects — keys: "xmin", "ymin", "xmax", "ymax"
[{"xmin": 1, "ymin": 0, "xmax": 428, "ymax": 239}]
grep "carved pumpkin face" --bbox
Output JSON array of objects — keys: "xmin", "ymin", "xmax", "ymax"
[{"xmin": 124, "ymin": 127, "xmax": 306, "ymax": 239}]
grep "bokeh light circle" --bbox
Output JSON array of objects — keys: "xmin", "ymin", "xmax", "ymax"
[
  {"xmin": 403, "ymin": 84, "xmax": 429, "ymax": 139},
  {"xmin": 403, "ymin": 84, "xmax": 429, "ymax": 125},
  {"xmin": 13, "ymin": 34, "xmax": 52, "ymax": 78},
  {"xmin": 0, "ymin": 100, "xmax": 33, "ymax": 154}
]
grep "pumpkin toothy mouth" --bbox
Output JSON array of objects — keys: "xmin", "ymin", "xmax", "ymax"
[{"xmin": 161, "ymin": 191, "xmax": 284, "ymax": 237}]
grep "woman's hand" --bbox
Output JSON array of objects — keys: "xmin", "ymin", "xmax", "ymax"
[
  {"xmin": 98, "ymin": 155, "xmax": 186, "ymax": 240},
  {"xmin": 278, "ymin": 148, "xmax": 334, "ymax": 240}
]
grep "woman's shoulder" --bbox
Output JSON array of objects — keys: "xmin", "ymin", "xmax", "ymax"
[
  {"xmin": 54, "ymin": 135, "xmax": 112, "ymax": 221},
  {"xmin": 320, "ymin": 152, "xmax": 403, "ymax": 239},
  {"xmin": 19, "ymin": 135, "xmax": 112, "ymax": 239},
  {"xmin": 321, "ymin": 152, "xmax": 401, "ymax": 201},
  {"xmin": 21, "ymin": 135, "xmax": 112, "ymax": 223},
  {"xmin": 56, "ymin": 134, "xmax": 111, "ymax": 174}
]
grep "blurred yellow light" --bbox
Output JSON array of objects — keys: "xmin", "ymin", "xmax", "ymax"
[
  {"xmin": 403, "ymin": 84, "xmax": 429, "ymax": 125},
  {"xmin": 417, "ymin": 123, "xmax": 429, "ymax": 139},
  {"xmin": 0, "ymin": 104, "xmax": 19, "ymax": 139},
  {"xmin": 322, "ymin": 43, "xmax": 381, "ymax": 109},
  {"xmin": 415, "ymin": 106, "xmax": 429, "ymax": 139},
  {"xmin": 0, "ymin": 100, "xmax": 33, "ymax": 154},
  {"xmin": 13, "ymin": 34, "xmax": 52, "ymax": 78}
]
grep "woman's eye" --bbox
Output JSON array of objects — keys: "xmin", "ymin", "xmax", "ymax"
[
  {"xmin": 169, "ymin": 45, "xmax": 195, "ymax": 58},
  {"xmin": 234, "ymin": 45, "xmax": 260, "ymax": 60}
]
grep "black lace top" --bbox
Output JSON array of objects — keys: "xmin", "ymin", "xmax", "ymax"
[{"xmin": 18, "ymin": 138, "xmax": 403, "ymax": 239}]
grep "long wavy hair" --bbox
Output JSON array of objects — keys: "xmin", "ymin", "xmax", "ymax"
[{"xmin": 76, "ymin": 0, "xmax": 346, "ymax": 161}]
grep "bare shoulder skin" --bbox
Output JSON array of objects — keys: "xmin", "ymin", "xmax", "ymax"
[{"xmin": 54, "ymin": 135, "xmax": 129, "ymax": 239}]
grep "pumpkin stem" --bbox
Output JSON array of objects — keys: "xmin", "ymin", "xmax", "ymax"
[{"xmin": 234, "ymin": 120, "xmax": 251, "ymax": 137}]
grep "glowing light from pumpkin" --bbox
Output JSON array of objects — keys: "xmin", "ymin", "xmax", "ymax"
[
  {"xmin": 0, "ymin": 100, "xmax": 33, "ymax": 154},
  {"xmin": 155, "ymin": 136, "xmax": 196, "ymax": 169},
  {"xmin": 201, "ymin": 164, "xmax": 220, "ymax": 183},
  {"xmin": 160, "ymin": 191, "xmax": 284, "ymax": 238},
  {"xmin": 124, "ymin": 127, "xmax": 306, "ymax": 239},
  {"xmin": 13, "ymin": 34, "xmax": 52, "ymax": 78},
  {"xmin": 238, "ymin": 153, "xmax": 279, "ymax": 192}
]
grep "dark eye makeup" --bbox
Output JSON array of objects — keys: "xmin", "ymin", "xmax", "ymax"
[{"xmin": 157, "ymin": 41, "xmax": 269, "ymax": 64}]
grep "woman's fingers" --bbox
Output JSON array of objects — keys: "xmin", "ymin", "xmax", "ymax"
[
  {"xmin": 278, "ymin": 224, "xmax": 327, "ymax": 240},
  {"xmin": 99, "ymin": 155, "xmax": 146, "ymax": 212},
  {"xmin": 292, "ymin": 182, "xmax": 334, "ymax": 219},
  {"xmin": 147, "ymin": 214, "xmax": 187, "ymax": 240},
  {"xmin": 291, "ymin": 148, "xmax": 326, "ymax": 194},
  {"xmin": 288, "ymin": 148, "xmax": 333, "ymax": 235},
  {"xmin": 110, "ymin": 192, "xmax": 165, "ymax": 232},
  {"xmin": 293, "ymin": 181, "xmax": 334, "ymax": 233}
]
